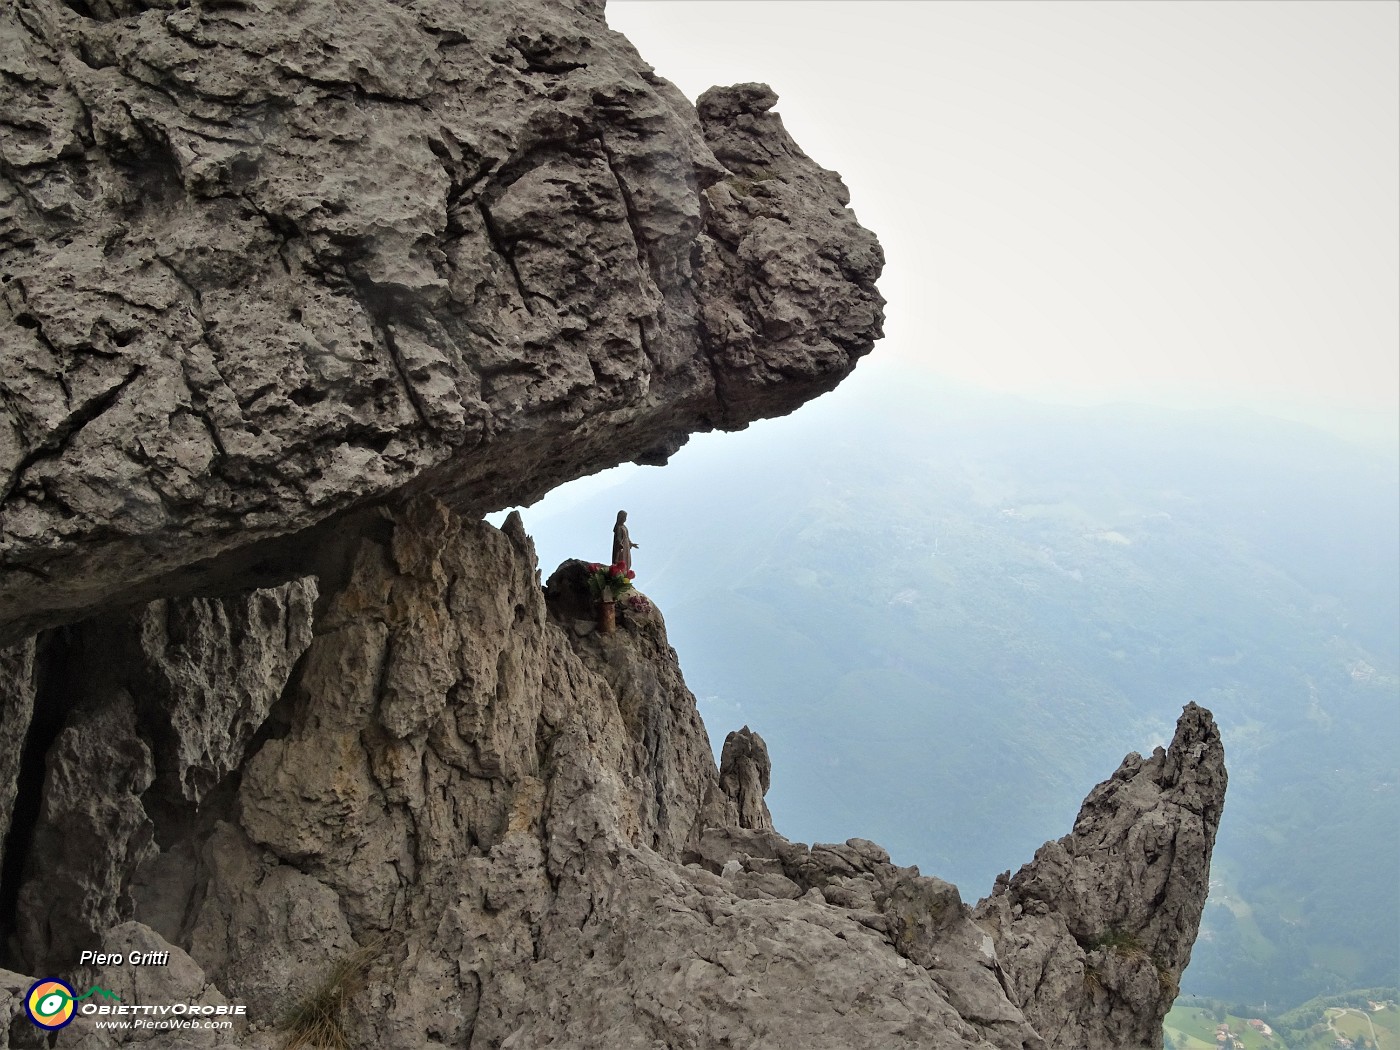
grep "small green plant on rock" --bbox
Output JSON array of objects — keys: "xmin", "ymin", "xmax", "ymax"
[
  {"xmin": 279, "ymin": 941, "xmax": 380, "ymax": 1050},
  {"xmin": 1088, "ymin": 927, "xmax": 1149, "ymax": 962}
]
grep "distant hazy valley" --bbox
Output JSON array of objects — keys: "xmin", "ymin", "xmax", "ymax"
[{"xmin": 510, "ymin": 362, "xmax": 1400, "ymax": 1012}]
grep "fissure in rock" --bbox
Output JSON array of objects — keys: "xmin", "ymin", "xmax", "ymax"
[{"xmin": 0, "ymin": 629, "xmax": 81, "ymax": 971}]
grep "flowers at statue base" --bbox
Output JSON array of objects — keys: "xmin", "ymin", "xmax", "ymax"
[
  {"xmin": 586, "ymin": 562, "xmax": 635, "ymax": 599},
  {"xmin": 626, "ymin": 594, "xmax": 651, "ymax": 614}
]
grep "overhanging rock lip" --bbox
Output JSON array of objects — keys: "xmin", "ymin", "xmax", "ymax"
[{"xmin": 0, "ymin": 0, "xmax": 883, "ymax": 642}]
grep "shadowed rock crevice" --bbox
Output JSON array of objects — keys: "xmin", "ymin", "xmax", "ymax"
[
  {"xmin": 0, "ymin": 577, "xmax": 318, "ymax": 979},
  {"xmin": 0, "ymin": 633, "xmax": 61, "ymax": 972}
]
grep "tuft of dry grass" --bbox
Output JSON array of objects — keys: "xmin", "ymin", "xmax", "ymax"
[
  {"xmin": 1114, "ymin": 941, "xmax": 1149, "ymax": 964},
  {"xmin": 1090, "ymin": 927, "xmax": 1150, "ymax": 963},
  {"xmin": 279, "ymin": 941, "xmax": 381, "ymax": 1050},
  {"xmin": 1155, "ymin": 959, "xmax": 1180, "ymax": 998}
]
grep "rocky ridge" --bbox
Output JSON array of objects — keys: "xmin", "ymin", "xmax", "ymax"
[
  {"xmin": 976, "ymin": 703, "xmax": 1227, "ymax": 1050},
  {"xmin": 0, "ymin": 498, "xmax": 1225, "ymax": 1049}
]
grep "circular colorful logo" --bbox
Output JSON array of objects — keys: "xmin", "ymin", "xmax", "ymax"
[{"xmin": 25, "ymin": 978, "xmax": 77, "ymax": 1030}]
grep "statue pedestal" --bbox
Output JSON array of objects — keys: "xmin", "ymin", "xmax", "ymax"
[{"xmin": 597, "ymin": 600, "xmax": 617, "ymax": 634}]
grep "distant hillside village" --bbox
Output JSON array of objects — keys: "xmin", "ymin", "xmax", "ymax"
[
  {"xmin": 1213, "ymin": 1017, "xmax": 1274, "ymax": 1048},
  {"xmin": 1210, "ymin": 1001, "xmax": 1397, "ymax": 1050},
  {"xmin": 1168, "ymin": 996, "xmax": 1398, "ymax": 1050}
]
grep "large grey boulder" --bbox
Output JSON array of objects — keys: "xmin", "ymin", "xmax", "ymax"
[
  {"xmin": 0, "ymin": 0, "xmax": 883, "ymax": 646},
  {"xmin": 55, "ymin": 922, "xmax": 242, "ymax": 1049}
]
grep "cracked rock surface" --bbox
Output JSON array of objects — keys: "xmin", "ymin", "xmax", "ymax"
[
  {"xmin": 975, "ymin": 703, "xmax": 1227, "ymax": 1050},
  {"xmin": 0, "ymin": 0, "xmax": 883, "ymax": 645}
]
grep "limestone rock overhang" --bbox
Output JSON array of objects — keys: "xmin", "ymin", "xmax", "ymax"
[{"xmin": 0, "ymin": 1, "xmax": 884, "ymax": 645}]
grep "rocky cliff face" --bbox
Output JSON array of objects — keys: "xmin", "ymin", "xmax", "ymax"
[
  {"xmin": 0, "ymin": 2, "xmax": 1225, "ymax": 1048},
  {"xmin": 0, "ymin": 498, "xmax": 1224, "ymax": 1050}
]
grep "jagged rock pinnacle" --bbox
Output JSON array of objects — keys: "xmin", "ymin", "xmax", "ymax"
[
  {"xmin": 717, "ymin": 725, "xmax": 774, "ymax": 831},
  {"xmin": 975, "ymin": 703, "xmax": 1228, "ymax": 1050}
]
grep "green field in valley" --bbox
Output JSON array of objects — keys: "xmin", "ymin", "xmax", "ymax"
[
  {"xmin": 1327, "ymin": 1004, "xmax": 1400, "ymax": 1050},
  {"xmin": 1167, "ymin": 1005, "xmax": 1281, "ymax": 1050},
  {"xmin": 1167, "ymin": 998, "xmax": 1400, "ymax": 1050}
]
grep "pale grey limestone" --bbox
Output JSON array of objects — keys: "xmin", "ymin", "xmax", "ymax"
[
  {"xmin": 14, "ymin": 691, "xmax": 155, "ymax": 975},
  {"xmin": 8, "ymin": 578, "xmax": 318, "ymax": 977},
  {"xmin": 0, "ymin": 499, "xmax": 1224, "ymax": 1050},
  {"xmin": 974, "ymin": 703, "xmax": 1227, "ymax": 1050},
  {"xmin": 716, "ymin": 724, "xmax": 773, "ymax": 831},
  {"xmin": 131, "ymin": 579, "xmax": 318, "ymax": 805},
  {"xmin": 58, "ymin": 923, "xmax": 240, "ymax": 1049}
]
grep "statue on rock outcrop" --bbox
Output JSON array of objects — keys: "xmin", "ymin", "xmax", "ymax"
[{"xmin": 612, "ymin": 511, "xmax": 639, "ymax": 572}]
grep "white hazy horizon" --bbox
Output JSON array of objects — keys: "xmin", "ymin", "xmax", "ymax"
[{"xmin": 606, "ymin": 1, "xmax": 1399, "ymax": 448}]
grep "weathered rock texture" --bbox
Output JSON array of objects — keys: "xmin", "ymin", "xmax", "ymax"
[
  {"xmin": 0, "ymin": 0, "xmax": 883, "ymax": 645},
  {"xmin": 4, "ymin": 576, "xmax": 316, "ymax": 976},
  {"xmin": 0, "ymin": 499, "xmax": 1225, "ymax": 1050},
  {"xmin": 0, "ymin": 4, "xmax": 1227, "ymax": 1048},
  {"xmin": 975, "ymin": 703, "xmax": 1227, "ymax": 1050},
  {"xmin": 715, "ymin": 724, "xmax": 772, "ymax": 831}
]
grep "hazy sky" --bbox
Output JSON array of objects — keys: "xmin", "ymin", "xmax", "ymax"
[{"xmin": 608, "ymin": 1, "xmax": 1399, "ymax": 438}]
